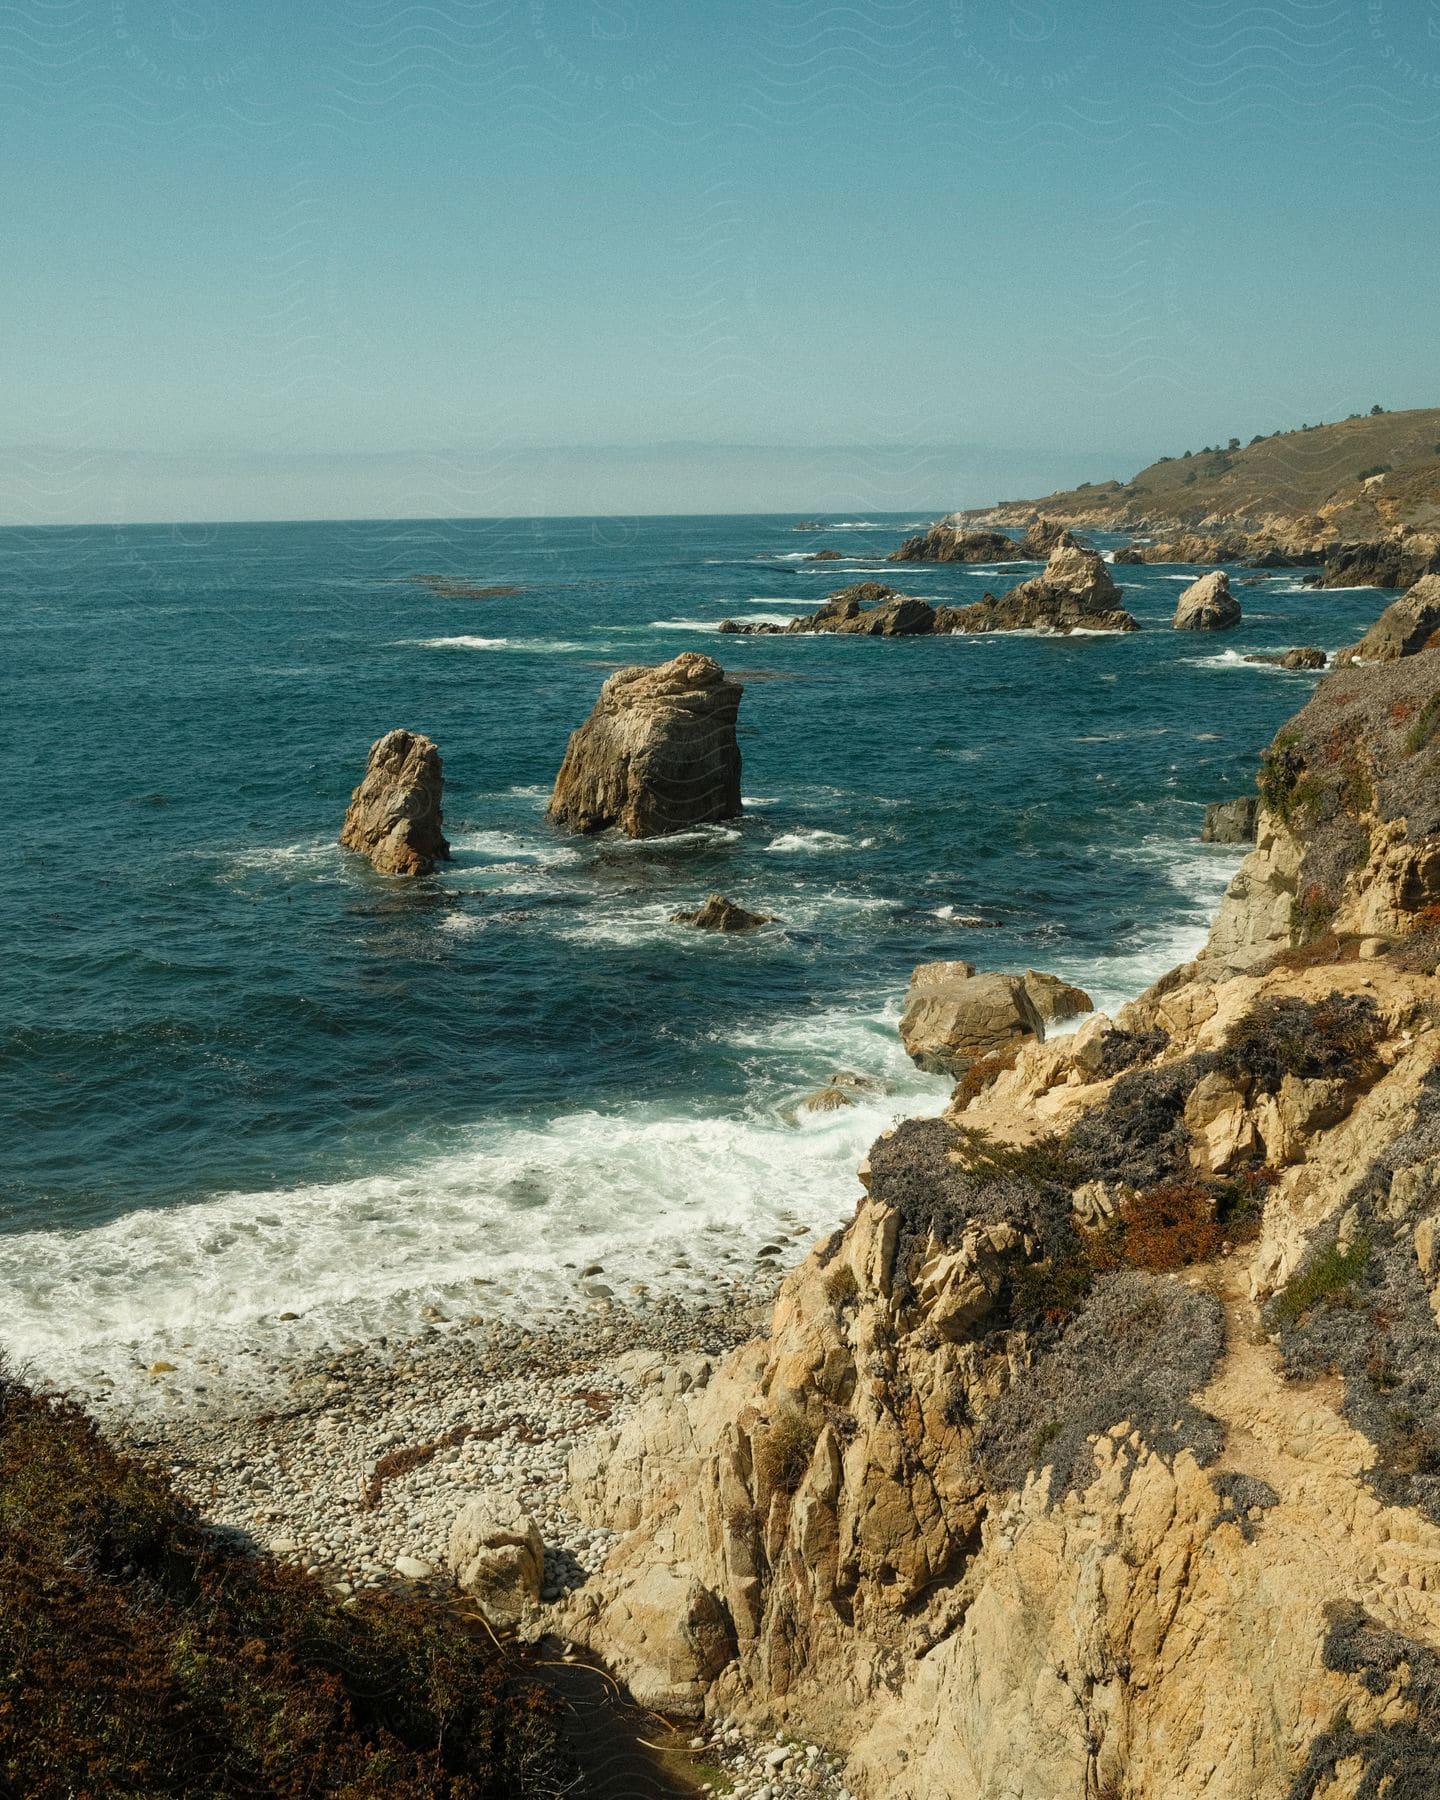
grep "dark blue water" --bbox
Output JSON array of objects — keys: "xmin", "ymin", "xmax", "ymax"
[{"xmin": 0, "ymin": 514, "xmax": 1387, "ymax": 1397}]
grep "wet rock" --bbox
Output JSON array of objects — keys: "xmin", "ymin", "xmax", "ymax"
[
  {"xmin": 1244, "ymin": 647, "xmax": 1327, "ymax": 671},
  {"xmin": 1173, "ymin": 570, "xmax": 1241, "ymax": 631},
  {"xmin": 1321, "ymin": 533, "xmax": 1440, "ymax": 592},
  {"xmin": 1112, "ymin": 546, "xmax": 1146, "ymax": 565},
  {"xmin": 672, "ymin": 894, "xmax": 777, "ymax": 932},
  {"xmin": 339, "ymin": 729, "xmax": 449, "ymax": 876},
  {"xmin": 547, "ymin": 653, "xmax": 742, "ymax": 838},
  {"xmin": 888, "ymin": 525, "xmax": 1023, "ymax": 564},
  {"xmin": 788, "ymin": 587, "xmax": 935, "ymax": 636}
]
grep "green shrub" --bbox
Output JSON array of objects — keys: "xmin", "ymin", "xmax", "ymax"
[
  {"xmin": 1271, "ymin": 1233, "xmax": 1373, "ymax": 1325},
  {"xmin": 1404, "ymin": 692, "xmax": 1440, "ymax": 756},
  {"xmin": 1257, "ymin": 731, "xmax": 1320, "ymax": 826}
]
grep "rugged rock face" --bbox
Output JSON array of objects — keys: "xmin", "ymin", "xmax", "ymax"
[
  {"xmin": 338, "ymin": 729, "xmax": 449, "ymax": 876},
  {"xmin": 1111, "ymin": 545, "xmax": 1145, "ymax": 564},
  {"xmin": 1173, "ymin": 569, "xmax": 1242, "ymax": 630},
  {"xmin": 555, "ymin": 647, "xmax": 1440, "ymax": 1799},
  {"xmin": 1321, "ymin": 531, "xmax": 1440, "ymax": 592},
  {"xmin": 897, "ymin": 962, "xmax": 1045, "ymax": 1074},
  {"xmin": 1336, "ymin": 574, "xmax": 1440, "ymax": 664},
  {"xmin": 672, "ymin": 895, "xmax": 777, "ymax": 932},
  {"xmin": 1020, "ymin": 969, "xmax": 1094, "ymax": 1023},
  {"xmin": 941, "ymin": 545, "xmax": 1139, "ymax": 635},
  {"xmin": 1198, "ymin": 646, "xmax": 1440, "ymax": 975},
  {"xmin": 1202, "ymin": 795, "xmax": 1259, "ymax": 843},
  {"xmin": 547, "ymin": 654, "xmax": 742, "ymax": 838}
]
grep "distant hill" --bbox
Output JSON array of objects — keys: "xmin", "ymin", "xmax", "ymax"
[{"xmin": 965, "ymin": 406, "xmax": 1440, "ymax": 538}]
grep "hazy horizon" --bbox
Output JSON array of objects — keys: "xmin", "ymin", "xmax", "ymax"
[{"xmin": 5, "ymin": 1, "xmax": 1439, "ymax": 526}]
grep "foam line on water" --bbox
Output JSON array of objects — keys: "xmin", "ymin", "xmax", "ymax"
[{"xmin": 3, "ymin": 1066, "xmax": 928, "ymax": 1410}]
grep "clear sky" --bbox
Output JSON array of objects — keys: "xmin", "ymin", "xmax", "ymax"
[{"xmin": 4, "ymin": 0, "xmax": 1438, "ymax": 522}]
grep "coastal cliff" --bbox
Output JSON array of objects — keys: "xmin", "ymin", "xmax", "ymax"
[{"xmin": 555, "ymin": 646, "xmax": 1440, "ymax": 1798}]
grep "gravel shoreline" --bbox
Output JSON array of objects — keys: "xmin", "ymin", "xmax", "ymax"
[{"xmin": 115, "ymin": 1278, "xmax": 857, "ymax": 1800}]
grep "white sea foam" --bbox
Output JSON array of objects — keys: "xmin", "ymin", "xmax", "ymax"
[
  {"xmin": 4, "ymin": 1062, "xmax": 924, "ymax": 1410},
  {"xmin": 765, "ymin": 828, "xmax": 862, "ymax": 854},
  {"xmin": 449, "ymin": 828, "xmax": 580, "ymax": 867},
  {"xmin": 398, "ymin": 636, "xmax": 584, "ymax": 653}
]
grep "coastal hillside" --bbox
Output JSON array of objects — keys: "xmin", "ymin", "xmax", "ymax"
[
  {"xmin": 966, "ymin": 405, "xmax": 1440, "ymax": 538},
  {"xmin": 558, "ymin": 636, "xmax": 1440, "ymax": 1797}
]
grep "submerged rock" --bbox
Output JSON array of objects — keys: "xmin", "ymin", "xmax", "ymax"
[
  {"xmin": 1173, "ymin": 570, "xmax": 1242, "ymax": 631},
  {"xmin": 547, "ymin": 653, "xmax": 742, "ymax": 838},
  {"xmin": 1202, "ymin": 795, "xmax": 1260, "ymax": 843},
  {"xmin": 898, "ymin": 961, "xmax": 1045, "ymax": 1075},
  {"xmin": 338, "ymin": 728, "xmax": 449, "ymax": 876},
  {"xmin": 672, "ymin": 894, "xmax": 776, "ymax": 932}
]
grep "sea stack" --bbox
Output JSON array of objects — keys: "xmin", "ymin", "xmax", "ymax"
[
  {"xmin": 338, "ymin": 728, "xmax": 449, "ymax": 876},
  {"xmin": 939, "ymin": 544, "xmax": 1138, "ymax": 635},
  {"xmin": 547, "ymin": 652, "xmax": 743, "ymax": 838},
  {"xmin": 1172, "ymin": 570, "xmax": 1242, "ymax": 630}
]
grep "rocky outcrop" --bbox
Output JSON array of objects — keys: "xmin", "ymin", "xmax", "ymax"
[
  {"xmin": 1202, "ymin": 795, "xmax": 1259, "ymax": 843},
  {"xmin": 1199, "ymin": 645, "xmax": 1440, "ymax": 975},
  {"xmin": 1143, "ymin": 531, "xmax": 1249, "ymax": 565},
  {"xmin": 940, "ymin": 545, "xmax": 1139, "ymax": 635},
  {"xmin": 547, "ymin": 654, "xmax": 742, "ymax": 838},
  {"xmin": 888, "ymin": 525, "xmax": 1020, "ymax": 564},
  {"xmin": 338, "ymin": 729, "xmax": 449, "ymax": 876},
  {"xmin": 1173, "ymin": 569, "xmax": 1242, "ymax": 630},
  {"xmin": 897, "ymin": 961, "xmax": 1045, "ymax": 1074},
  {"xmin": 448, "ymin": 1493, "xmax": 543, "ymax": 1627},
  {"xmin": 1320, "ymin": 531, "xmax": 1440, "ymax": 592},
  {"xmin": 788, "ymin": 588, "xmax": 935, "ymax": 637},
  {"xmin": 1335, "ymin": 574, "xmax": 1440, "ymax": 663},
  {"xmin": 672, "ymin": 895, "xmax": 776, "ymax": 932},
  {"xmin": 1111, "ymin": 546, "xmax": 1145, "ymax": 565}
]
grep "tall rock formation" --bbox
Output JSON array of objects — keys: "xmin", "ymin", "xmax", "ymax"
[
  {"xmin": 338, "ymin": 729, "xmax": 449, "ymax": 876},
  {"xmin": 547, "ymin": 653, "xmax": 743, "ymax": 839}
]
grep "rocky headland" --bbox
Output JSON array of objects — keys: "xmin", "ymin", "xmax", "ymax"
[
  {"xmin": 534, "ymin": 636, "xmax": 1440, "ymax": 1797},
  {"xmin": 547, "ymin": 652, "xmax": 743, "ymax": 838}
]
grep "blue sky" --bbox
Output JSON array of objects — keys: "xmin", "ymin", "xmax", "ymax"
[{"xmin": 3, "ymin": 0, "xmax": 1438, "ymax": 521}]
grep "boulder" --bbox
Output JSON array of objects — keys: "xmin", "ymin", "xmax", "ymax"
[
  {"xmin": 1020, "ymin": 969, "xmax": 1094, "ymax": 1024},
  {"xmin": 938, "ymin": 545, "xmax": 1138, "ymax": 635},
  {"xmin": 1111, "ymin": 546, "xmax": 1146, "ymax": 565},
  {"xmin": 807, "ymin": 548, "xmax": 843, "ymax": 560},
  {"xmin": 898, "ymin": 962, "xmax": 1045, "ymax": 1075},
  {"xmin": 547, "ymin": 653, "xmax": 742, "ymax": 838},
  {"xmin": 448, "ymin": 1493, "xmax": 544, "ymax": 1627},
  {"xmin": 1173, "ymin": 570, "xmax": 1242, "ymax": 631},
  {"xmin": 672, "ymin": 894, "xmax": 776, "ymax": 932},
  {"xmin": 1201, "ymin": 796, "xmax": 1259, "ymax": 844},
  {"xmin": 1338, "ymin": 575, "xmax": 1440, "ymax": 663},
  {"xmin": 338, "ymin": 729, "xmax": 449, "ymax": 876},
  {"xmin": 717, "ymin": 618, "xmax": 782, "ymax": 635}
]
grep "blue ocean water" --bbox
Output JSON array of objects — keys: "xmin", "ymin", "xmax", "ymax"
[{"xmin": 0, "ymin": 514, "xmax": 1388, "ymax": 1400}]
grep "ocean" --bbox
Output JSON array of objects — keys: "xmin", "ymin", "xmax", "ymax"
[{"xmin": 0, "ymin": 513, "xmax": 1386, "ymax": 1407}]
